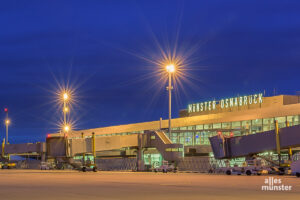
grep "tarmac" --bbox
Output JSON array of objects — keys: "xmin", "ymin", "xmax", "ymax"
[{"xmin": 0, "ymin": 170, "xmax": 299, "ymax": 200}]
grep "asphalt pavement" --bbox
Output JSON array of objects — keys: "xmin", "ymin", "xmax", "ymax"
[{"xmin": 0, "ymin": 170, "xmax": 299, "ymax": 200}]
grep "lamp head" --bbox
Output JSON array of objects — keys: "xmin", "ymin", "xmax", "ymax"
[
  {"xmin": 64, "ymin": 125, "xmax": 70, "ymax": 132},
  {"xmin": 64, "ymin": 107, "xmax": 69, "ymax": 112},
  {"xmin": 166, "ymin": 64, "xmax": 175, "ymax": 73},
  {"xmin": 63, "ymin": 93, "xmax": 69, "ymax": 101}
]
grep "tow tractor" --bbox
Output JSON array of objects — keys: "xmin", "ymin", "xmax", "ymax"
[
  {"xmin": 56, "ymin": 157, "xmax": 98, "ymax": 172},
  {"xmin": 220, "ymin": 158, "xmax": 267, "ymax": 176},
  {"xmin": 0, "ymin": 161, "xmax": 16, "ymax": 169},
  {"xmin": 80, "ymin": 158, "xmax": 97, "ymax": 172},
  {"xmin": 152, "ymin": 160, "xmax": 177, "ymax": 173}
]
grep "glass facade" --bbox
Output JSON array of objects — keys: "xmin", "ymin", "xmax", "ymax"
[
  {"xmin": 169, "ymin": 115, "xmax": 300, "ymax": 146},
  {"xmin": 72, "ymin": 115, "xmax": 300, "ymax": 148}
]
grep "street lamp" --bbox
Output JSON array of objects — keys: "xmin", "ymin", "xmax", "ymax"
[
  {"xmin": 63, "ymin": 93, "xmax": 68, "ymax": 101},
  {"xmin": 166, "ymin": 64, "xmax": 175, "ymax": 137},
  {"xmin": 60, "ymin": 90, "xmax": 73, "ymax": 136},
  {"xmin": 63, "ymin": 92, "xmax": 69, "ymax": 127},
  {"xmin": 4, "ymin": 108, "xmax": 9, "ymax": 144},
  {"xmin": 64, "ymin": 125, "xmax": 70, "ymax": 133},
  {"xmin": 5, "ymin": 119, "xmax": 10, "ymax": 144},
  {"xmin": 64, "ymin": 107, "xmax": 69, "ymax": 113}
]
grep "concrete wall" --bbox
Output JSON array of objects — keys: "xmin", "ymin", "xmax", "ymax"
[
  {"xmin": 185, "ymin": 145, "xmax": 211, "ymax": 154},
  {"xmin": 177, "ymin": 157, "xmax": 212, "ymax": 172},
  {"xmin": 95, "ymin": 157, "xmax": 212, "ymax": 172},
  {"xmin": 96, "ymin": 158, "xmax": 137, "ymax": 171},
  {"xmin": 16, "ymin": 160, "xmax": 41, "ymax": 169},
  {"xmin": 283, "ymin": 95, "xmax": 300, "ymax": 105}
]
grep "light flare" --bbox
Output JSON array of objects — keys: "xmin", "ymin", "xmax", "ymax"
[
  {"xmin": 64, "ymin": 125, "xmax": 70, "ymax": 132},
  {"xmin": 166, "ymin": 64, "xmax": 175, "ymax": 73},
  {"xmin": 63, "ymin": 93, "xmax": 69, "ymax": 101},
  {"xmin": 5, "ymin": 119, "xmax": 10, "ymax": 125}
]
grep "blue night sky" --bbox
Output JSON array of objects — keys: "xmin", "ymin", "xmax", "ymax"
[{"xmin": 1, "ymin": 0, "xmax": 300, "ymax": 143}]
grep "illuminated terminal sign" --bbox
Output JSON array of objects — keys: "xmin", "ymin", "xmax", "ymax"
[{"xmin": 188, "ymin": 93, "xmax": 263, "ymax": 113}]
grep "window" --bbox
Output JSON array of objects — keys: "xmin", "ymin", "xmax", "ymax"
[
  {"xmin": 263, "ymin": 118, "xmax": 274, "ymax": 131},
  {"xmin": 251, "ymin": 119, "xmax": 263, "ymax": 134},
  {"xmin": 179, "ymin": 133, "xmax": 185, "ymax": 145},
  {"xmin": 232, "ymin": 130, "xmax": 241, "ymax": 137},
  {"xmin": 222, "ymin": 122, "xmax": 231, "ymax": 130},
  {"xmin": 198, "ymin": 131, "xmax": 210, "ymax": 145},
  {"xmin": 195, "ymin": 132, "xmax": 200, "ymax": 145},
  {"xmin": 171, "ymin": 133, "xmax": 178, "ymax": 143},
  {"xmin": 166, "ymin": 148, "xmax": 184, "ymax": 152},
  {"xmin": 241, "ymin": 120, "xmax": 251, "ymax": 135},
  {"xmin": 185, "ymin": 132, "xmax": 193, "ymax": 146},
  {"xmin": 232, "ymin": 121, "xmax": 241, "ymax": 129},
  {"xmin": 199, "ymin": 132, "xmax": 205, "ymax": 145},
  {"xmin": 213, "ymin": 123, "xmax": 221, "ymax": 129},
  {"xmin": 287, "ymin": 115, "xmax": 300, "ymax": 126},
  {"xmin": 196, "ymin": 125, "xmax": 203, "ymax": 130},
  {"xmin": 275, "ymin": 116, "xmax": 286, "ymax": 128},
  {"xmin": 231, "ymin": 121, "xmax": 241, "ymax": 136},
  {"xmin": 295, "ymin": 115, "xmax": 300, "ymax": 125},
  {"xmin": 204, "ymin": 124, "xmax": 212, "ymax": 130}
]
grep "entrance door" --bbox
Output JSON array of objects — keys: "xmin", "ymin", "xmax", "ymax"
[{"xmin": 144, "ymin": 153, "xmax": 162, "ymax": 168}]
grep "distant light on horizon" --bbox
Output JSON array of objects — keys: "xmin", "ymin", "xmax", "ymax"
[{"xmin": 5, "ymin": 119, "xmax": 10, "ymax": 125}]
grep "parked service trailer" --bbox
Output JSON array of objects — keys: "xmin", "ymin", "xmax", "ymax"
[{"xmin": 291, "ymin": 153, "xmax": 300, "ymax": 177}]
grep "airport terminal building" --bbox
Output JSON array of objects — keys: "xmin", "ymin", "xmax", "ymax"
[{"xmin": 48, "ymin": 93, "xmax": 300, "ymax": 171}]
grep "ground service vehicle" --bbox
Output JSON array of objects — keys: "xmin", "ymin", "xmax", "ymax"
[
  {"xmin": 1, "ymin": 162, "xmax": 16, "ymax": 169},
  {"xmin": 291, "ymin": 153, "xmax": 300, "ymax": 177},
  {"xmin": 153, "ymin": 161, "xmax": 177, "ymax": 173},
  {"xmin": 81, "ymin": 159, "xmax": 97, "ymax": 172},
  {"xmin": 220, "ymin": 159, "xmax": 266, "ymax": 176}
]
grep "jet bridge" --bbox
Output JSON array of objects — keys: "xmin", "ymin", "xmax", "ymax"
[
  {"xmin": 209, "ymin": 123, "xmax": 300, "ymax": 159},
  {"xmin": 47, "ymin": 130, "xmax": 183, "ymax": 161},
  {"xmin": 0, "ymin": 142, "xmax": 46, "ymax": 159}
]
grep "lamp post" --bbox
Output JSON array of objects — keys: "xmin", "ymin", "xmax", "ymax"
[
  {"xmin": 64, "ymin": 124, "xmax": 70, "ymax": 156},
  {"xmin": 4, "ymin": 108, "xmax": 9, "ymax": 144},
  {"xmin": 63, "ymin": 93, "xmax": 68, "ymax": 126},
  {"xmin": 5, "ymin": 120, "xmax": 10, "ymax": 145},
  {"xmin": 166, "ymin": 64, "xmax": 175, "ymax": 137}
]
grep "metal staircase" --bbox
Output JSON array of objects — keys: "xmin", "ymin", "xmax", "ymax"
[
  {"xmin": 145, "ymin": 130, "xmax": 183, "ymax": 162},
  {"xmin": 155, "ymin": 130, "xmax": 172, "ymax": 144}
]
